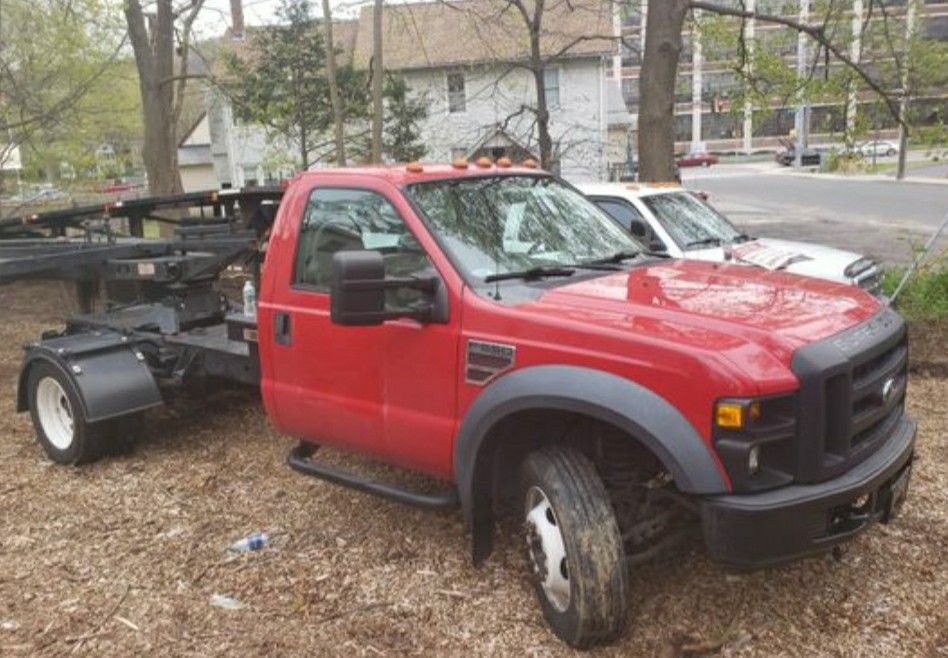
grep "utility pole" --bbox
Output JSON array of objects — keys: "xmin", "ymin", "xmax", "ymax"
[
  {"xmin": 742, "ymin": 0, "xmax": 755, "ymax": 155},
  {"xmin": 370, "ymin": 0, "xmax": 384, "ymax": 163},
  {"xmin": 794, "ymin": 0, "xmax": 810, "ymax": 168}
]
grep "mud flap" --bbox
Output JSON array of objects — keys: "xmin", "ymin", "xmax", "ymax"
[{"xmin": 17, "ymin": 331, "xmax": 163, "ymax": 422}]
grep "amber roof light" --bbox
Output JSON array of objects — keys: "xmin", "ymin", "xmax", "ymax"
[
  {"xmin": 452, "ymin": 158, "xmax": 469, "ymax": 169},
  {"xmin": 496, "ymin": 157, "xmax": 512, "ymax": 168},
  {"xmin": 521, "ymin": 158, "xmax": 538, "ymax": 169},
  {"xmin": 406, "ymin": 162, "xmax": 424, "ymax": 173},
  {"xmin": 475, "ymin": 157, "xmax": 492, "ymax": 168}
]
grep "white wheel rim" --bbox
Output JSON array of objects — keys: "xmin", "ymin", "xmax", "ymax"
[
  {"xmin": 36, "ymin": 377, "xmax": 75, "ymax": 450},
  {"xmin": 525, "ymin": 486, "xmax": 570, "ymax": 612}
]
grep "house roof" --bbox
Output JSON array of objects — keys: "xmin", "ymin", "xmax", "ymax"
[{"xmin": 352, "ymin": 0, "xmax": 615, "ymax": 71}]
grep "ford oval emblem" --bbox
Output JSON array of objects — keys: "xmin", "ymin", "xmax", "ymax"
[{"xmin": 881, "ymin": 377, "xmax": 897, "ymax": 403}]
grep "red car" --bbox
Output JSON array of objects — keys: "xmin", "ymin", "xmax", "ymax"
[
  {"xmin": 676, "ymin": 150, "xmax": 719, "ymax": 167},
  {"xmin": 12, "ymin": 162, "xmax": 914, "ymax": 648}
]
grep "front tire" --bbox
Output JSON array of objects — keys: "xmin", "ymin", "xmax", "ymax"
[
  {"xmin": 27, "ymin": 362, "xmax": 109, "ymax": 464},
  {"xmin": 520, "ymin": 447, "xmax": 629, "ymax": 648}
]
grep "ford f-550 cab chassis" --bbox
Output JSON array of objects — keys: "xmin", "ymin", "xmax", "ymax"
[{"xmin": 0, "ymin": 164, "xmax": 915, "ymax": 648}]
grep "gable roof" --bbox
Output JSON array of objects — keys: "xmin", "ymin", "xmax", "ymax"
[{"xmin": 352, "ymin": 0, "xmax": 615, "ymax": 71}]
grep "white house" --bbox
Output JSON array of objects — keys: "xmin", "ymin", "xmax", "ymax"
[
  {"xmin": 185, "ymin": 0, "xmax": 619, "ymax": 188},
  {"xmin": 352, "ymin": 0, "xmax": 616, "ymax": 181}
]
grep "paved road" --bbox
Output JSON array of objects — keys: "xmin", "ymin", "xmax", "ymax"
[{"xmin": 682, "ymin": 164, "xmax": 948, "ymax": 265}]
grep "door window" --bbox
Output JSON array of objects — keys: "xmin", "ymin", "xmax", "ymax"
[{"xmin": 294, "ymin": 188, "xmax": 432, "ymax": 308}]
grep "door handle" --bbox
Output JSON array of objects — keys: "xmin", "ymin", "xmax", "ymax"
[{"xmin": 274, "ymin": 312, "xmax": 292, "ymax": 346}]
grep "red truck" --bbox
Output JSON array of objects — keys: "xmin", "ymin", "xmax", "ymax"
[{"xmin": 4, "ymin": 163, "xmax": 915, "ymax": 648}]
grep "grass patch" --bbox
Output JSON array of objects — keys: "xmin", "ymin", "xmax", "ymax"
[{"xmin": 883, "ymin": 252, "xmax": 948, "ymax": 321}]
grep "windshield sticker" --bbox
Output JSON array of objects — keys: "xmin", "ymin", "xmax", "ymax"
[{"xmin": 728, "ymin": 242, "xmax": 813, "ymax": 271}]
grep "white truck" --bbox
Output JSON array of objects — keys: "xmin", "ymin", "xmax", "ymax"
[{"xmin": 577, "ymin": 182, "xmax": 882, "ymax": 294}]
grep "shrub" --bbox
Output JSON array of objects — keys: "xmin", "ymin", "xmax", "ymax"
[{"xmin": 883, "ymin": 252, "xmax": 948, "ymax": 321}]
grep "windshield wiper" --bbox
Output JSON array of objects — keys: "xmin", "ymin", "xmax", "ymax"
[
  {"xmin": 732, "ymin": 233, "xmax": 754, "ymax": 243},
  {"xmin": 484, "ymin": 266, "xmax": 576, "ymax": 283},
  {"xmin": 686, "ymin": 237, "xmax": 722, "ymax": 248},
  {"xmin": 587, "ymin": 250, "xmax": 640, "ymax": 264}
]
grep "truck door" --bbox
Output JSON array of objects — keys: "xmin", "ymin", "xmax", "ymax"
[{"xmin": 262, "ymin": 183, "xmax": 459, "ymax": 479}]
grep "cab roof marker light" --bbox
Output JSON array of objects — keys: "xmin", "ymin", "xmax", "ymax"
[
  {"xmin": 475, "ymin": 157, "xmax": 492, "ymax": 168},
  {"xmin": 522, "ymin": 158, "xmax": 538, "ymax": 169},
  {"xmin": 452, "ymin": 158, "xmax": 469, "ymax": 169},
  {"xmin": 496, "ymin": 157, "xmax": 512, "ymax": 168},
  {"xmin": 406, "ymin": 162, "xmax": 424, "ymax": 173}
]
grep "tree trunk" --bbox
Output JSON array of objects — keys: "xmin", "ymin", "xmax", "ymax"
[
  {"xmin": 125, "ymin": 0, "xmax": 183, "ymax": 196},
  {"xmin": 638, "ymin": 0, "xmax": 689, "ymax": 182},
  {"xmin": 370, "ymin": 0, "xmax": 384, "ymax": 163},
  {"xmin": 533, "ymin": 63, "xmax": 553, "ymax": 169},
  {"xmin": 896, "ymin": 119, "xmax": 909, "ymax": 180},
  {"xmin": 322, "ymin": 0, "xmax": 346, "ymax": 166}
]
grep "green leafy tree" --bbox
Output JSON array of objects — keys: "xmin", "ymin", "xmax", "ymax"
[
  {"xmin": 382, "ymin": 75, "xmax": 428, "ymax": 162},
  {"xmin": 0, "ymin": 0, "xmax": 138, "ymax": 189},
  {"xmin": 225, "ymin": 0, "xmax": 331, "ymax": 168}
]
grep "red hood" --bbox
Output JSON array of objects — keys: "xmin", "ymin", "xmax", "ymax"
[{"xmin": 522, "ymin": 260, "xmax": 880, "ymax": 381}]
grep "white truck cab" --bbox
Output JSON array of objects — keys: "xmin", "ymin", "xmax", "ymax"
[{"xmin": 577, "ymin": 182, "xmax": 882, "ymax": 294}]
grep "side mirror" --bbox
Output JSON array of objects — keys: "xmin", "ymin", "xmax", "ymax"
[
  {"xmin": 629, "ymin": 219, "xmax": 648, "ymax": 239},
  {"xmin": 330, "ymin": 250, "xmax": 443, "ymax": 326}
]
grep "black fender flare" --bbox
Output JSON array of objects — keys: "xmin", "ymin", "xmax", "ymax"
[
  {"xmin": 17, "ymin": 332, "xmax": 163, "ymax": 423},
  {"xmin": 453, "ymin": 365, "xmax": 727, "ymax": 564}
]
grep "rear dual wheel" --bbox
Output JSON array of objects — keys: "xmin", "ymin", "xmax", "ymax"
[
  {"xmin": 521, "ymin": 447, "xmax": 629, "ymax": 649},
  {"xmin": 27, "ymin": 362, "xmax": 135, "ymax": 465}
]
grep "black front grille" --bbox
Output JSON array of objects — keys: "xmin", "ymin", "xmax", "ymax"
[{"xmin": 791, "ymin": 307, "xmax": 907, "ymax": 483}]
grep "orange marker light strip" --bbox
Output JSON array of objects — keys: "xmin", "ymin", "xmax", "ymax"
[{"xmin": 406, "ymin": 162, "xmax": 424, "ymax": 173}]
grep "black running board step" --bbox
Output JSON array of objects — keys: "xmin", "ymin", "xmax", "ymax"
[{"xmin": 286, "ymin": 444, "xmax": 459, "ymax": 511}]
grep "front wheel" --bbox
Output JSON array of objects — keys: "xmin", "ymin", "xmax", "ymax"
[
  {"xmin": 521, "ymin": 447, "xmax": 629, "ymax": 648},
  {"xmin": 27, "ymin": 362, "xmax": 109, "ymax": 464}
]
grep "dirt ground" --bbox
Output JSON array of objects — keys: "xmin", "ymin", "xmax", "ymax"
[{"xmin": 1, "ymin": 281, "xmax": 946, "ymax": 658}]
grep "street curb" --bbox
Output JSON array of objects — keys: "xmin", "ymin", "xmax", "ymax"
[{"xmin": 779, "ymin": 171, "xmax": 948, "ymax": 186}]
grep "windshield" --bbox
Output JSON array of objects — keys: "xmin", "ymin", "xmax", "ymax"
[
  {"xmin": 641, "ymin": 192, "xmax": 741, "ymax": 249},
  {"xmin": 406, "ymin": 175, "xmax": 645, "ymax": 283}
]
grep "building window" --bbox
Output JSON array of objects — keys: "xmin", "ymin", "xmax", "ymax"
[
  {"xmin": 544, "ymin": 68, "xmax": 560, "ymax": 109},
  {"xmin": 451, "ymin": 147, "xmax": 468, "ymax": 160},
  {"xmin": 447, "ymin": 71, "xmax": 466, "ymax": 113}
]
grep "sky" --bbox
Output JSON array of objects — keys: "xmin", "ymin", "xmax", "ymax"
[{"xmin": 195, "ymin": 0, "xmax": 374, "ymax": 38}]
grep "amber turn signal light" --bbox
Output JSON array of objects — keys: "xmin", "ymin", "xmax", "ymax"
[{"xmin": 715, "ymin": 400, "xmax": 761, "ymax": 430}]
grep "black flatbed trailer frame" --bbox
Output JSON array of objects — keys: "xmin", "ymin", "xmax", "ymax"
[{"xmin": 1, "ymin": 187, "xmax": 282, "ymax": 428}]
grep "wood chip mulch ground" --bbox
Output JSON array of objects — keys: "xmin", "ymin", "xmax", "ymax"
[{"xmin": 1, "ymin": 281, "xmax": 945, "ymax": 657}]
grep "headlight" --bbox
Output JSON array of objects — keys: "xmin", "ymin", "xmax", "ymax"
[
  {"xmin": 844, "ymin": 257, "xmax": 875, "ymax": 278},
  {"xmin": 713, "ymin": 395, "xmax": 796, "ymax": 491}
]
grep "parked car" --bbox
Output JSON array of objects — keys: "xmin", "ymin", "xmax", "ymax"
[
  {"xmin": 5, "ymin": 164, "xmax": 913, "ymax": 649},
  {"xmin": 676, "ymin": 148, "xmax": 719, "ymax": 168},
  {"xmin": 775, "ymin": 146, "xmax": 822, "ymax": 166},
  {"xmin": 101, "ymin": 177, "xmax": 146, "ymax": 195},
  {"xmin": 856, "ymin": 140, "xmax": 899, "ymax": 158},
  {"xmin": 578, "ymin": 181, "xmax": 882, "ymax": 293}
]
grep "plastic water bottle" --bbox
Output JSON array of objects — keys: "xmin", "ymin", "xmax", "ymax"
[
  {"xmin": 229, "ymin": 531, "xmax": 268, "ymax": 553},
  {"xmin": 242, "ymin": 280, "xmax": 256, "ymax": 318}
]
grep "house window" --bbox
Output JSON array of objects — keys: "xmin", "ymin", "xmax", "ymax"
[
  {"xmin": 543, "ymin": 68, "xmax": 560, "ymax": 109},
  {"xmin": 451, "ymin": 147, "xmax": 468, "ymax": 160},
  {"xmin": 447, "ymin": 71, "xmax": 466, "ymax": 113}
]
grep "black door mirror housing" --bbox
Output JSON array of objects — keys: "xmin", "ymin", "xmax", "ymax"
[
  {"xmin": 330, "ymin": 250, "xmax": 445, "ymax": 326},
  {"xmin": 629, "ymin": 218, "xmax": 648, "ymax": 239}
]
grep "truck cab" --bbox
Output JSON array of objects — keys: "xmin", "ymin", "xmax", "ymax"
[{"xmin": 255, "ymin": 163, "xmax": 914, "ymax": 648}]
